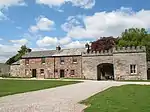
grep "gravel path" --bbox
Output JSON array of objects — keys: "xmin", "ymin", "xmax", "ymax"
[{"xmin": 0, "ymin": 80, "xmax": 150, "ymax": 112}]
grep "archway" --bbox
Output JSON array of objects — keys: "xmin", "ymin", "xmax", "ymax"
[
  {"xmin": 147, "ymin": 68, "xmax": 150, "ymax": 80},
  {"xmin": 97, "ymin": 63, "xmax": 114, "ymax": 80}
]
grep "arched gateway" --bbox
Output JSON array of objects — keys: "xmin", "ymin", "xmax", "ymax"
[{"xmin": 97, "ymin": 63, "xmax": 114, "ymax": 80}]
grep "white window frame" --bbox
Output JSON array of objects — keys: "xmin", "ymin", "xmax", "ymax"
[{"xmin": 130, "ymin": 64, "xmax": 137, "ymax": 75}]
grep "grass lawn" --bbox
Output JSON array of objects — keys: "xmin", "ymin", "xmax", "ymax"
[
  {"xmin": 0, "ymin": 79, "xmax": 80, "ymax": 97},
  {"xmin": 81, "ymin": 85, "xmax": 150, "ymax": 112}
]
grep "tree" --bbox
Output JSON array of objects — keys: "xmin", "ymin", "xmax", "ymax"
[
  {"xmin": 91, "ymin": 36, "xmax": 117, "ymax": 51},
  {"xmin": 6, "ymin": 45, "xmax": 31, "ymax": 65},
  {"xmin": 117, "ymin": 28, "xmax": 150, "ymax": 60}
]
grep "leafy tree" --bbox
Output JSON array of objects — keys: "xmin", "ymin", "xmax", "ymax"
[
  {"xmin": 90, "ymin": 36, "xmax": 117, "ymax": 51},
  {"xmin": 117, "ymin": 28, "xmax": 150, "ymax": 60},
  {"xmin": 6, "ymin": 45, "xmax": 31, "ymax": 65}
]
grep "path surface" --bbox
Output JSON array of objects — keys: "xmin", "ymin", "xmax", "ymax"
[{"xmin": 0, "ymin": 80, "xmax": 150, "ymax": 112}]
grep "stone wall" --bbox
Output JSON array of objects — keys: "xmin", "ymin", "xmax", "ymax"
[
  {"xmin": 113, "ymin": 53, "xmax": 147, "ymax": 80},
  {"xmin": 10, "ymin": 46, "xmax": 148, "ymax": 80},
  {"xmin": 54, "ymin": 56, "xmax": 82, "ymax": 78},
  {"xmin": 16, "ymin": 57, "xmax": 55, "ymax": 78},
  {"xmin": 0, "ymin": 64, "xmax": 10, "ymax": 76},
  {"xmin": 82, "ymin": 55, "xmax": 113, "ymax": 80}
]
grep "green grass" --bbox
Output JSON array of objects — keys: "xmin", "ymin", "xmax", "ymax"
[
  {"xmin": 81, "ymin": 85, "xmax": 150, "ymax": 112},
  {"xmin": 120, "ymin": 80, "xmax": 150, "ymax": 82},
  {"xmin": 0, "ymin": 79, "xmax": 80, "ymax": 97}
]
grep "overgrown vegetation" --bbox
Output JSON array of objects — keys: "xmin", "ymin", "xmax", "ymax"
[
  {"xmin": 5, "ymin": 45, "xmax": 31, "ymax": 65},
  {"xmin": 81, "ymin": 85, "xmax": 150, "ymax": 112},
  {"xmin": 0, "ymin": 79, "xmax": 80, "ymax": 97}
]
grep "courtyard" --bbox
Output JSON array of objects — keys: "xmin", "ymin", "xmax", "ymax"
[{"xmin": 0, "ymin": 79, "xmax": 150, "ymax": 112}]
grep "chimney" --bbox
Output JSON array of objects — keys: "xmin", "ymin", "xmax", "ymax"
[{"xmin": 56, "ymin": 45, "xmax": 61, "ymax": 51}]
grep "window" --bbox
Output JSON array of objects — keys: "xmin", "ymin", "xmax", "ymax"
[
  {"xmin": 40, "ymin": 69, "xmax": 44, "ymax": 74},
  {"xmin": 60, "ymin": 57, "xmax": 65, "ymax": 64},
  {"xmin": 25, "ymin": 69, "xmax": 29, "ymax": 75},
  {"xmin": 72, "ymin": 57, "xmax": 77, "ymax": 63},
  {"xmin": 55, "ymin": 69, "xmax": 58, "ymax": 72},
  {"xmin": 130, "ymin": 64, "xmax": 137, "ymax": 74},
  {"xmin": 70, "ymin": 70, "xmax": 75, "ymax": 75},
  {"xmin": 25, "ymin": 59, "xmax": 29, "ymax": 65},
  {"xmin": 41, "ymin": 57, "xmax": 45, "ymax": 64},
  {"xmin": 0, "ymin": 68, "xmax": 2, "ymax": 73}
]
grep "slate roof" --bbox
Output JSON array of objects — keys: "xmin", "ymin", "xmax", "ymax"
[
  {"xmin": 22, "ymin": 48, "xmax": 86, "ymax": 58},
  {"xmin": 12, "ymin": 61, "xmax": 20, "ymax": 65}
]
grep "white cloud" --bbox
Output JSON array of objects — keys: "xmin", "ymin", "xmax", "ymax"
[
  {"xmin": 0, "ymin": 0, "xmax": 26, "ymax": 8},
  {"xmin": 29, "ymin": 16, "xmax": 55, "ymax": 33},
  {"xmin": 10, "ymin": 38, "xmax": 28, "ymax": 45},
  {"xmin": 0, "ymin": 44, "xmax": 22, "ymax": 63},
  {"xmin": 36, "ymin": 36, "xmax": 58, "ymax": 47},
  {"xmin": 36, "ymin": 0, "xmax": 65, "ymax": 7},
  {"xmin": 65, "ymin": 8, "xmax": 150, "ymax": 39},
  {"xmin": 0, "ymin": 10, "xmax": 7, "ymax": 20},
  {"xmin": 68, "ymin": 0, "xmax": 95, "ymax": 9},
  {"xmin": 36, "ymin": 0, "xmax": 95, "ymax": 9},
  {"xmin": 63, "ymin": 40, "xmax": 88, "ymax": 48},
  {"xmin": 61, "ymin": 16, "xmax": 81, "ymax": 32},
  {"xmin": 59, "ymin": 37, "xmax": 71, "ymax": 45}
]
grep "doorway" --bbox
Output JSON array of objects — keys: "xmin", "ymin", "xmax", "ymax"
[
  {"xmin": 32, "ymin": 69, "xmax": 37, "ymax": 78},
  {"xmin": 147, "ymin": 68, "xmax": 150, "ymax": 80},
  {"xmin": 60, "ymin": 70, "xmax": 65, "ymax": 78},
  {"xmin": 97, "ymin": 63, "xmax": 114, "ymax": 80}
]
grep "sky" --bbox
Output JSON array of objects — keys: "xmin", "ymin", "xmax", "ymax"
[{"xmin": 0, "ymin": 0, "xmax": 150, "ymax": 62}]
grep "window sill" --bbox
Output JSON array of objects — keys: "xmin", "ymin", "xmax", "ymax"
[
  {"xmin": 130, "ymin": 73, "xmax": 137, "ymax": 75},
  {"xmin": 73, "ymin": 62, "xmax": 78, "ymax": 64}
]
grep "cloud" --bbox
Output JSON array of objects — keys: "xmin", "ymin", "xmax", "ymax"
[
  {"xmin": 59, "ymin": 37, "xmax": 71, "ymax": 45},
  {"xmin": 68, "ymin": 0, "xmax": 95, "ymax": 9},
  {"xmin": 0, "ymin": 10, "xmax": 7, "ymax": 20},
  {"xmin": 29, "ymin": 16, "xmax": 55, "ymax": 33},
  {"xmin": 36, "ymin": 36, "xmax": 58, "ymax": 47},
  {"xmin": 0, "ymin": 0, "xmax": 26, "ymax": 8},
  {"xmin": 16, "ymin": 26, "xmax": 22, "ymax": 29},
  {"xmin": 36, "ymin": 0, "xmax": 95, "ymax": 9},
  {"xmin": 0, "ymin": 44, "xmax": 22, "ymax": 63},
  {"xmin": 10, "ymin": 38, "xmax": 28, "ymax": 45},
  {"xmin": 63, "ymin": 40, "xmax": 88, "ymax": 48},
  {"xmin": 36, "ymin": 36, "xmax": 72, "ymax": 47},
  {"xmin": 65, "ymin": 7, "xmax": 150, "ymax": 39},
  {"xmin": 61, "ymin": 16, "xmax": 81, "ymax": 32},
  {"xmin": 36, "ymin": 36, "xmax": 87, "ymax": 49}
]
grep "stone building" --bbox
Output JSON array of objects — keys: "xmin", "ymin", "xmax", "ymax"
[
  {"xmin": 0, "ymin": 63, "xmax": 10, "ymax": 77},
  {"xmin": 10, "ymin": 46, "xmax": 148, "ymax": 80}
]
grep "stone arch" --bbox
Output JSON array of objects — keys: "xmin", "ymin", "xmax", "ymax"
[{"xmin": 97, "ymin": 63, "xmax": 114, "ymax": 80}]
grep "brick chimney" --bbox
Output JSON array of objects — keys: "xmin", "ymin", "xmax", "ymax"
[{"xmin": 56, "ymin": 45, "xmax": 61, "ymax": 51}]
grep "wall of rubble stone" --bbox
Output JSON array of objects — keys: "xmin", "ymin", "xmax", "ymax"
[{"xmin": 54, "ymin": 56, "xmax": 82, "ymax": 78}]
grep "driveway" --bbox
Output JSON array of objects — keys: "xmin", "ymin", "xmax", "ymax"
[{"xmin": 0, "ymin": 80, "xmax": 150, "ymax": 112}]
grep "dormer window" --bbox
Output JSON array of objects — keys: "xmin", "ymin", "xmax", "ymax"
[{"xmin": 41, "ymin": 57, "xmax": 46, "ymax": 64}]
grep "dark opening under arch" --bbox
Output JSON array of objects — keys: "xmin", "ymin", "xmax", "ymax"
[{"xmin": 97, "ymin": 63, "xmax": 114, "ymax": 80}]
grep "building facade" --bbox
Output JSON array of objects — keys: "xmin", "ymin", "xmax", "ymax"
[{"xmin": 10, "ymin": 46, "xmax": 148, "ymax": 80}]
